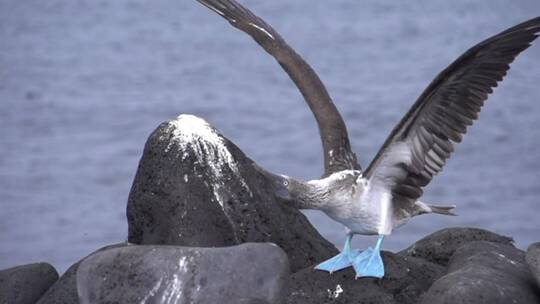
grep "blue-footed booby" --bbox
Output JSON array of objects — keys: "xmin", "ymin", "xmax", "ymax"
[{"xmin": 196, "ymin": 0, "xmax": 540, "ymax": 278}]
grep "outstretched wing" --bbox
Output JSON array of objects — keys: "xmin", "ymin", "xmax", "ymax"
[
  {"xmin": 196, "ymin": 0, "xmax": 360, "ymax": 176},
  {"xmin": 363, "ymin": 17, "xmax": 540, "ymax": 210}
]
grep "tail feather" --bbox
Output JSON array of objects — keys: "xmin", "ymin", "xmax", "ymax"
[{"xmin": 428, "ymin": 204, "xmax": 458, "ymax": 216}]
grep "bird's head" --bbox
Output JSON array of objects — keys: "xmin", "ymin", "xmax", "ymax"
[{"xmin": 251, "ymin": 163, "xmax": 304, "ymax": 203}]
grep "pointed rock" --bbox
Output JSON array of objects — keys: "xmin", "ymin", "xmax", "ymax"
[{"xmin": 127, "ymin": 114, "xmax": 338, "ymax": 272}]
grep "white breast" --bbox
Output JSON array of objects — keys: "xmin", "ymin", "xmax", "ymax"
[{"xmin": 320, "ymin": 177, "xmax": 395, "ymax": 236}]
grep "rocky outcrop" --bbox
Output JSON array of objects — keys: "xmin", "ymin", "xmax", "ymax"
[
  {"xmin": 421, "ymin": 241, "xmax": 540, "ymax": 304},
  {"xmin": 288, "ymin": 228, "xmax": 540, "ymax": 304},
  {"xmin": 400, "ymin": 227, "xmax": 514, "ymax": 266},
  {"xmin": 0, "ymin": 262, "xmax": 58, "ymax": 304},
  {"xmin": 26, "ymin": 229, "xmax": 540, "ymax": 304},
  {"xmin": 126, "ymin": 114, "xmax": 337, "ymax": 272},
  {"xmin": 38, "ymin": 243, "xmax": 288, "ymax": 304},
  {"xmin": 288, "ymin": 251, "xmax": 445, "ymax": 304},
  {"xmin": 526, "ymin": 242, "xmax": 540, "ymax": 288},
  {"xmin": 287, "ymin": 229, "xmax": 540, "ymax": 304},
  {"xmin": 5, "ymin": 116, "xmax": 539, "ymax": 304},
  {"xmin": 77, "ymin": 243, "xmax": 289, "ymax": 304}
]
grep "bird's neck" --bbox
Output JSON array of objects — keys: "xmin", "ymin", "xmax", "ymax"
[
  {"xmin": 293, "ymin": 182, "xmax": 331, "ymax": 210},
  {"xmin": 293, "ymin": 170, "xmax": 361, "ymax": 210}
]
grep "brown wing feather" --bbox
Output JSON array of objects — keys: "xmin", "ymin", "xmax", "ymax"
[
  {"xmin": 365, "ymin": 17, "xmax": 540, "ymax": 207},
  {"xmin": 197, "ymin": 0, "xmax": 360, "ymax": 175}
]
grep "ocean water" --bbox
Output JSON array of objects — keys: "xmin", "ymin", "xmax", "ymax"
[{"xmin": 1, "ymin": 0, "xmax": 539, "ymax": 273}]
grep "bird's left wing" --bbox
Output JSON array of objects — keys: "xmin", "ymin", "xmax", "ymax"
[
  {"xmin": 363, "ymin": 17, "xmax": 540, "ymax": 209},
  {"xmin": 196, "ymin": 0, "xmax": 360, "ymax": 176}
]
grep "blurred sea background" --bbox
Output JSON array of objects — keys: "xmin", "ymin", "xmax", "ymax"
[{"xmin": 1, "ymin": 0, "xmax": 539, "ymax": 273}]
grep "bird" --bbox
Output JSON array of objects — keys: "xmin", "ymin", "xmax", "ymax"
[{"xmin": 195, "ymin": 0, "xmax": 540, "ymax": 278}]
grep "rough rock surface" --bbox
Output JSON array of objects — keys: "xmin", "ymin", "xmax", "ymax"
[
  {"xmin": 287, "ymin": 251, "xmax": 445, "ymax": 304},
  {"xmin": 0, "ymin": 262, "xmax": 58, "ymax": 304},
  {"xmin": 421, "ymin": 241, "xmax": 540, "ymax": 304},
  {"xmin": 127, "ymin": 114, "xmax": 337, "ymax": 272},
  {"xmin": 37, "ymin": 243, "xmax": 128, "ymax": 304},
  {"xmin": 526, "ymin": 242, "xmax": 540, "ymax": 288},
  {"xmin": 401, "ymin": 227, "xmax": 513, "ymax": 266},
  {"xmin": 76, "ymin": 243, "xmax": 289, "ymax": 304}
]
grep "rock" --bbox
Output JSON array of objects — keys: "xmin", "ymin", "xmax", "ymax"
[
  {"xmin": 526, "ymin": 242, "xmax": 540, "ymax": 288},
  {"xmin": 37, "ymin": 261, "xmax": 79, "ymax": 304},
  {"xmin": 401, "ymin": 227, "xmax": 513, "ymax": 266},
  {"xmin": 127, "ymin": 114, "xmax": 337, "ymax": 272},
  {"xmin": 76, "ymin": 243, "xmax": 289, "ymax": 304},
  {"xmin": 37, "ymin": 243, "xmax": 128, "ymax": 304},
  {"xmin": 421, "ymin": 241, "xmax": 540, "ymax": 304},
  {"xmin": 0, "ymin": 262, "xmax": 58, "ymax": 304},
  {"xmin": 38, "ymin": 242, "xmax": 287, "ymax": 304},
  {"xmin": 287, "ymin": 251, "xmax": 445, "ymax": 304}
]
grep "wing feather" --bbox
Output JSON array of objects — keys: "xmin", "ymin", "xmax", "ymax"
[
  {"xmin": 364, "ymin": 17, "xmax": 540, "ymax": 210},
  {"xmin": 197, "ymin": 0, "xmax": 360, "ymax": 175}
]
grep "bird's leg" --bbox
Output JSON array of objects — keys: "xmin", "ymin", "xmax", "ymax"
[
  {"xmin": 314, "ymin": 230, "xmax": 360, "ymax": 273},
  {"xmin": 352, "ymin": 235, "xmax": 385, "ymax": 278}
]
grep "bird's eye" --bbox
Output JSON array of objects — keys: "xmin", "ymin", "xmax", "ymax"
[{"xmin": 283, "ymin": 180, "xmax": 289, "ymax": 187}]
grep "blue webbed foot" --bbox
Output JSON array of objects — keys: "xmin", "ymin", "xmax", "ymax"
[
  {"xmin": 315, "ymin": 233, "xmax": 359, "ymax": 274},
  {"xmin": 315, "ymin": 249, "xmax": 361, "ymax": 273},
  {"xmin": 352, "ymin": 235, "xmax": 385, "ymax": 278},
  {"xmin": 352, "ymin": 247, "xmax": 384, "ymax": 278}
]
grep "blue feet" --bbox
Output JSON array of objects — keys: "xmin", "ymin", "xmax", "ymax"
[
  {"xmin": 315, "ymin": 233, "xmax": 384, "ymax": 278},
  {"xmin": 352, "ymin": 235, "xmax": 385, "ymax": 278},
  {"xmin": 315, "ymin": 234, "xmax": 386, "ymax": 278},
  {"xmin": 315, "ymin": 248, "xmax": 362, "ymax": 273},
  {"xmin": 315, "ymin": 233, "xmax": 359, "ymax": 273}
]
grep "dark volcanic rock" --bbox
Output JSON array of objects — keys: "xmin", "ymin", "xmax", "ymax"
[
  {"xmin": 37, "ymin": 243, "xmax": 128, "ymax": 304},
  {"xmin": 127, "ymin": 114, "xmax": 337, "ymax": 272},
  {"xmin": 526, "ymin": 242, "xmax": 540, "ymax": 288},
  {"xmin": 401, "ymin": 227, "xmax": 513, "ymax": 266},
  {"xmin": 287, "ymin": 251, "xmax": 445, "ymax": 304},
  {"xmin": 0, "ymin": 262, "xmax": 58, "ymax": 304},
  {"xmin": 421, "ymin": 241, "xmax": 540, "ymax": 304},
  {"xmin": 76, "ymin": 243, "xmax": 289, "ymax": 304},
  {"xmin": 37, "ymin": 261, "xmax": 79, "ymax": 304}
]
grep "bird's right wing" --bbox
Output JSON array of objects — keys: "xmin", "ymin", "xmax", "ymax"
[
  {"xmin": 363, "ymin": 17, "xmax": 540, "ymax": 210},
  {"xmin": 196, "ymin": 0, "xmax": 361, "ymax": 176}
]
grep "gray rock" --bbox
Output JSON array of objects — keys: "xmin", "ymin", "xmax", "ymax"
[
  {"xmin": 401, "ymin": 227, "xmax": 513, "ymax": 266},
  {"xmin": 37, "ymin": 243, "xmax": 128, "ymax": 304},
  {"xmin": 421, "ymin": 241, "xmax": 540, "ymax": 304},
  {"xmin": 0, "ymin": 262, "xmax": 58, "ymax": 304},
  {"xmin": 37, "ymin": 261, "xmax": 79, "ymax": 304},
  {"xmin": 127, "ymin": 114, "xmax": 337, "ymax": 272},
  {"xmin": 76, "ymin": 243, "xmax": 289, "ymax": 304},
  {"xmin": 526, "ymin": 242, "xmax": 540, "ymax": 288},
  {"xmin": 287, "ymin": 251, "xmax": 445, "ymax": 304}
]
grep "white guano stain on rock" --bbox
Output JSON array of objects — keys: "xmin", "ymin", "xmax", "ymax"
[
  {"xmin": 496, "ymin": 252, "xmax": 518, "ymax": 265},
  {"xmin": 163, "ymin": 114, "xmax": 252, "ymax": 208},
  {"xmin": 327, "ymin": 284, "xmax": 344, "ymax": 299},
  {"xmin": 139, "ymin": 277, "xmax": 164, "ymax": 304}
]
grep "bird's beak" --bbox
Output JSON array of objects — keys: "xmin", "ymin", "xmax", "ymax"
[{"xmin": 251, "ymin": 163, "xmax": 291, "ymax": 200}]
